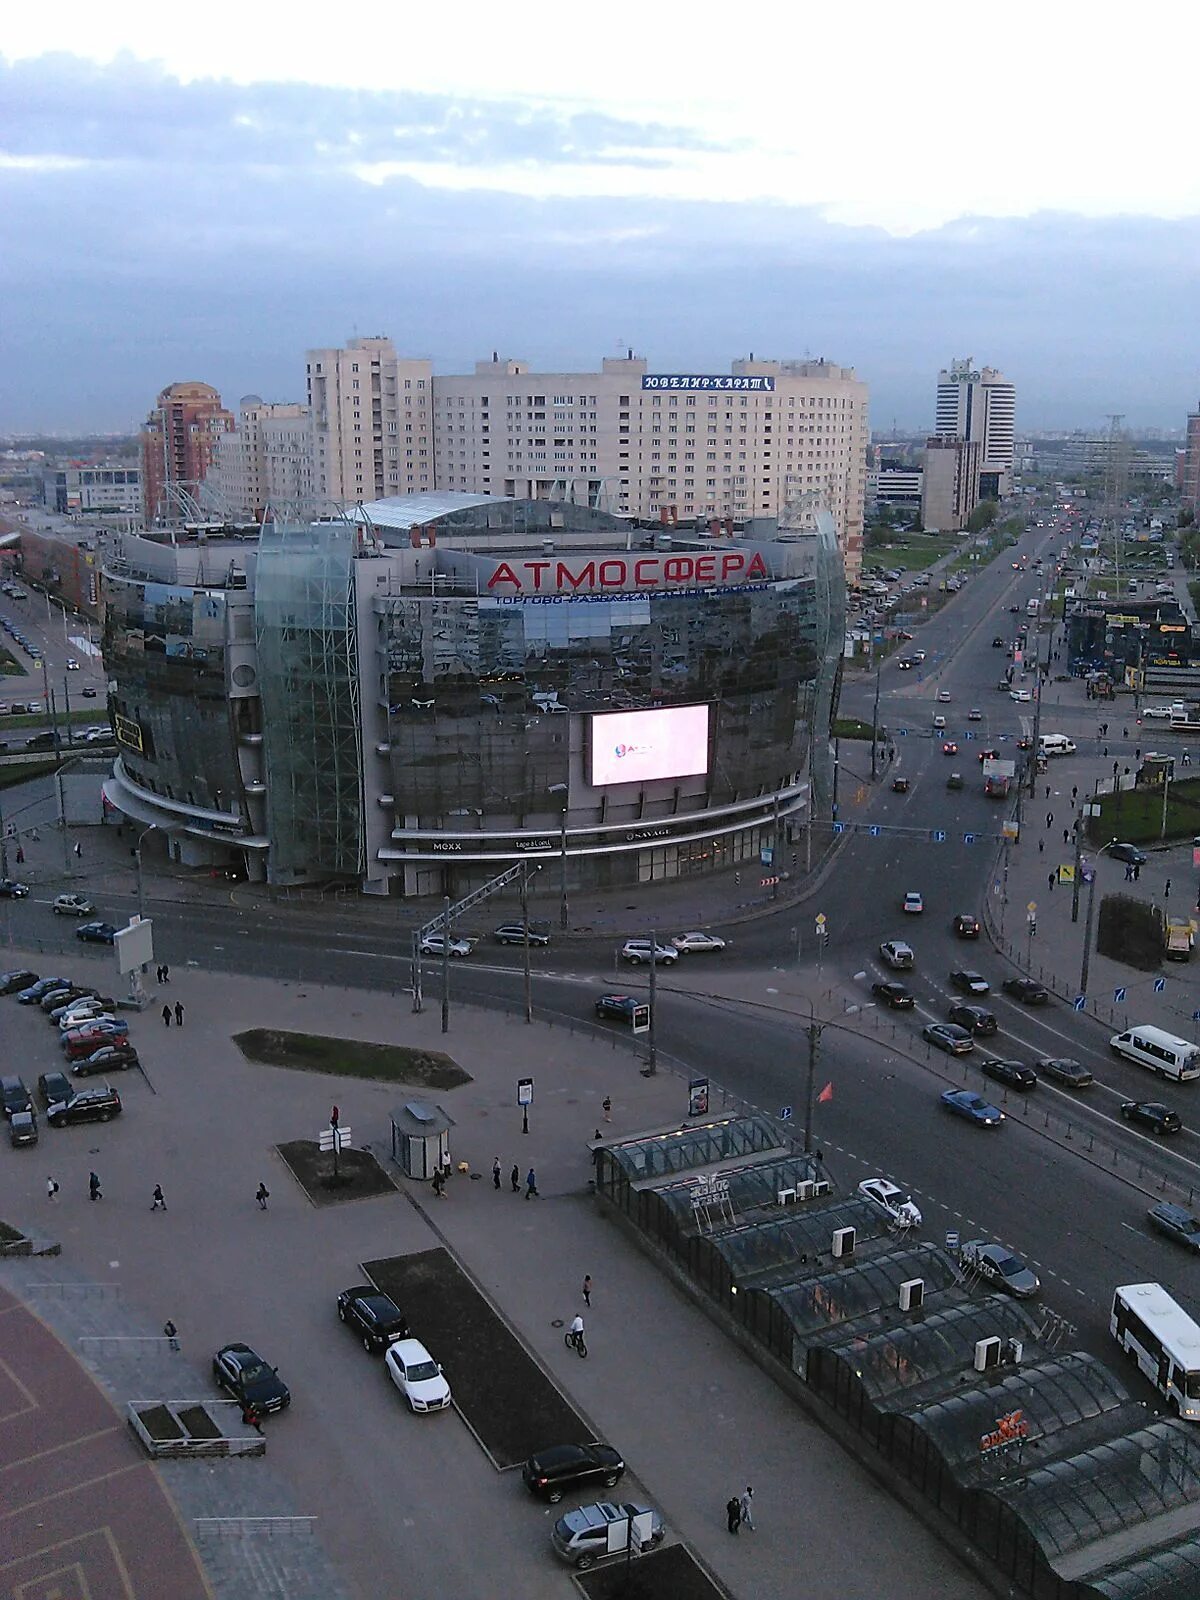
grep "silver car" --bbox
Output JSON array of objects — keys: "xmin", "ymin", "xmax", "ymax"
[
  {"xmin": 959, "ymin": 1240, "xmax": 1040, "ymax": 1298},
  {"xmin": 418, "ymin": 934, "xmax": 472, "ymax": 958},
  {"xmin": 551, "ymin": 1501, "xmax": 665, "ymax": 1569},
  {"xmin": 621, "ymin": 940, "xmax": 677, "ymax": 965},
  {"xmin": 671, "ymin": 931, "xmax": 727, "ymax": 953}
]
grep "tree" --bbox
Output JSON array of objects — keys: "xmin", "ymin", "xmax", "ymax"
[{"xmin": 967, "ymin": 500, "xmax": 999, "ymax": 534}]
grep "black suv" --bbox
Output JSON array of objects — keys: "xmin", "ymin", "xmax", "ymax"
[
  {"xmin": 1, "ymin": 1074, "xmax": 33, "ymax": 1119},
  {"xmin": 46, "ymin": 1084, "xmax": 122, "ymax": 1127},
  {"xmin": 947, "ymin": 1002, "xmax": 998, "ymax": 1036},
  {"xmin": 37, "ymin": 1071, "xmax": 74, "ymax": 1108},
  {"xmin": 337, "ymin": 1286, "xmax": 409, "ymax": 1352},
  {"xmin": 871, "ymin": 981, "xmax": 914, "ymax": 1010},
  {"xmin": 523, "ymin": 1442, "xmax": 626, "ymax": 1503},
  {"xmin": 1001, "ymin": 977, "xmax": 1049, "ymax": 1005},
  {"xmin": 981, "ymin": 1058, "xmax": 1038, "ymax": 1092}
]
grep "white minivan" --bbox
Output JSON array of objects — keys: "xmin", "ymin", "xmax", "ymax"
[
  {"xmin": 1039, "ymin": 734, "xmax": 1077, "ymax": 756},
  {"xmin": 1110, "ymin": 1025, "xmax": 1200, "ymax": 1081}
]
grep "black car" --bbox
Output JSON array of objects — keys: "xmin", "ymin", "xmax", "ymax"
[
  {"xmin": 82, "ymin": 686, "xmax": 98, "ymax": 698},
  {"xmin": 337, "ymin": 1286, "xmax": 409, "ymax": 1352},
  {"xmin": 73, "ymin": 1043, "xmax": 139, "ymax": 1076},
  {"xmin": 46, "ymin": 1084, "xmax": 122, "ymax": 1127},
  {"xmin": 212, "ymin": 1342, "xmax": 291, "ymax": 1413},
  {"xmin": 1147, "ymin": 1202, "xmax": 1200, "ymax": 1252},
  {"xmin": 37, "ymin": 1071, "xmax": 74, "ymax": 1108},
  {"xmin": 949, "ymin": 969, "xmax": 990, "ymax": 995},
  {"xmin": 981, "ymin": 1058, "xmax": 1038, "ymax": 1092},
  {"xmin": 1121, "ymin": 1101, "xmax": 1182, "ymax": 1135},
  {"xmin": 871, "ymin": 981, "xmax": 914, "ymax": 1010},
  {"xmin": 0, "ymin": 879, "xmax": 30, "ymax": 898},
  {"xmin": 1001, "ymin": 977, "xmax": 1050, "ymax": 1005},
  {"xmin": 1109, "ymin": 843, "xmax": 1148, "ymax": 866},
  {"xmin": 18, "ymin": 977, "xmax": 69, "ymax": 1004},
  {"xmin": 75, "ymin": 921, "xmax": 118, "ymax": 945},
  {"xmin": 0, "ymin": 969, "xmax": 38, "ymax": 995},
  {"xmin": 953, "ymin": 915, "xmax": 981, "ymax": 939},
  {"xmin": 1, "ymin": 1074, "xmax": 33, "ymax": 1119},
  {"xmin": 493, "ymin": 923, "xmax": 551, "ymax": 946},
  {"xmin": 594, "ymin": 994, "xmax": 641, "ymax": 1023},
  {"xmin": 1037, "ymin": 1057, "xmax": 1093, "ymax": 1089},
  {"xmin": 9, "ymin": 1109, "xmax": 38, "ymax": 1147},
  {"xmin": 948, "ymin": 1003, "xmax": 998, "ymax": 1036},
  {"xmin": 522, "ymin": 1442, "xmax": 626, "ymax": 1503},
  {"xmin": 946, "ymin": 772, "xmax": 964, "ymax": 790},
  {"xmin": 891, "ymin": 776, "xmax": 909, "ymax": 793},
  {"xmin": 991, "ymin": 636, "xmax": 1005, "ymax": 647}
]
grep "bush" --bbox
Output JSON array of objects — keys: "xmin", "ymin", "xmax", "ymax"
[{"xmin": 1096, "ymin": 893, "xmax": 1163, "ymax": 971}]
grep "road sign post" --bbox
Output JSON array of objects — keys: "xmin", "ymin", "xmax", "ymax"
[{"xmin": 517, "ymin": 1076, "xmax": 534, "ymax": 1135}]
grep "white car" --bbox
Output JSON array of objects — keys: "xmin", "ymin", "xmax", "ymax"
[
  {"xmin": 1010, "ymin": 689, "xmax": 1032, "ymax": 703},
  {"xmin": 903, "ymin": 892, "xmax": 923, "ymax": 914},
  {"xmin": 932, "ymin": 715, "xmax": 946, "ymax": 729},
  {"xmin": 52, "ymin": 893, "xmax": 95, "ymax": 916},
  {"xmin": 384, "ymin": 1338, "xmax": 452, "ymax": 1413},
  {"xmin": 879, "ymin": 939, "xmax": 915, "ymax": 970},
  {"xmin": 857, "ymin": 1178, "xmax": 922, "ymax": 1229},
  {"xmin": 671, "ymin": 931, "xmax": 727, "ymax": 953},
  {"xmin": 621, "ymin": 939, "xmax": 678, "ymax": 965},
  {"xmin": 1143, "ymin": 707, "xmax": 1173, "ymax": 721},
  {"xmin": 936, "ymin": 690, "xmax": 951, "ymax": 703},
  {"xmin": 418, "ymin": 933, "xmax": 472, "ymax": 958},
  {"xmin": 66, "ymin": 658, "xmax": 80, "ymax": 670},
  {"xmin": 57, "ymin": 1005, "xmax": 113, "ymax": 1030}
]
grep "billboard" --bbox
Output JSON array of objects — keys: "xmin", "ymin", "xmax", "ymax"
[{"xmin": 589, "ymin": 705, "xmax": 710, "ymax": 787}]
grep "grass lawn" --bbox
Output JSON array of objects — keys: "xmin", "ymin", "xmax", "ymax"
[
  {"xmin": 234, "ymin": 1028, "xmax": 470, "ymax": 1089},
  {"xmin": 277, "ymin": 1140, "xmax": 398, "ymax": 1207},
  {"xmin": 833, "ymin": 717, "xmax": 877, "ymax": 740},
  {"xmin": 866, "ymin": 535, "xmax": 956, "ymax": 571},
  {"xmin": 0, "ymin": 708, "xmax": 106, "ymax": 730},
  {"xmin": 1086, "ymin": 777, "xmax": 1200, "ymax": 845},
  {"xmin": 579, "ymin": 1545, "xmax": 729, "ymax": 1600}
]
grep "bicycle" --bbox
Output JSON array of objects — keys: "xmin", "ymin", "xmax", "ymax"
[{"xmin": 564, "ymin": 1327, "xmax": 588, "ymax": 1359}]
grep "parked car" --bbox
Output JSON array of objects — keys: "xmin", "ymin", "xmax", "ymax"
[
  {"xmin": 1109, "ymin": 843, "xmax": 1148, "ymax": 866},
  {"xmin": 52, "ymin": 893, "xmax": 95, "ymax": 917},
  {"xmin": 60, "ymin": 1012, "xmax": 123, "ymax": 1035},
  {"xmin": 418, "ymin": 933, "xmax": 472, "ymax": 958},
  {"xmin": 1120, "ymin": 1100, "xmax": 1182, "ymax": 1135},
  {"xmin": 45, "ymin": 1084, "xmax": 122, "ymax": 1126},
  {"xmin": 212, "ymin": 1342, "xmax": 290, "ymax": 1413},
  {"xmin": 337, "ymin": 1286, "xmax": 409, "ymax": 1352},
  {"xmin": 73, "ymin": 1043, "xmax": 139, "ymax": 1075},
  {"xmin": 871, "ymin": 981, "xmax": 914, "ymax": 1010},
  {"xmin": 1, "ymin": 1074, "xmax": 33, "ymax": 1119},
  {"xmin": 384, "ymin": 1337, "xmax": 452, "ymax": 1412},
  {"xmin": 0, "ymin": 878, "xmax": 30, "ymax": 898},
  {"xmin": 75, "ymin": 921, "xmax": 117, "ymax": 945},
  {"xmin": 36, "ymin": 1070, "xmax": 74, "ymax": 1107},
  {"xmin": 551, "ymin": 1501, "xmax": 665, "ymax": 1569},
  {"xmin": 18, "ymin": 976, "xmax": 69, "ymax": 1003},
  {"xmin": 671, "ymin": 931, "xmax": 727, "ymax": 953},
  {"xmin": 903, "ymin": 892, "xmax": 923, "ymax": 914},
  {"xmin": 43, "ymin": 987, "xmax": 94, "ymax": 1015},
  {"xmin": 1001, "ymin": 977, "xmax": 1049, "ymax": 1005},
  {"xmin": 492, "ymin": 923, "xmax": 550, "ymax": 946},
  {"xmin": 62, "ymin": 1027, "xmax": 130, "ymax": 1061},
  {"xmin": 593, "ymin": 994, "xmax": 642, "ymax": 1023},
  {"xmin": 959, "ymin": 1240, "xmax": 1040, "ymax": 1297},
  {"xmin": 620, "ymin": 939, "xmax": 677, "ymax": 965},
  {"xmin": 924, "ymin": 1022, "xmax": 975, "ymax": 1056},
  {"xmin": 941, "ymin": 1088, "xmax": 1005, "ymax": 1126},
  {"xmin": 947, "ymin": 1003, "xmax": 998, "ymax": 1036},
  {"xmin": 949, "ymin": 969, "xmax": 990, "ymax": 995},
  {"xmin": 1037, "ymin": 1057, "xmax": 1093, "ymax": 1089},
  {"xmin": 980, "ymin": 1058, "xmax": 1038, "ymax": 1092},
  {"xmin": 8, "ymin": 1108, "xmax": 38, "ymax": 1147},
  {"xmin": 0, "ymin": 969, "xmax": 38, "ymax": 995},
  {"xmin": 879, "ymin": 940, "xmax": 915, "ymax": 970},
  {"xmin": 1147, "ymin": 1202, "xmax": 1200, "ymax": 1252},
  {"xmin": 857, "ymin": 1177, "xmax": 922, "ymax": 1228},
  {"xmin": 522, "ymin": 1442, "xmax": 626, "ymax": 1503}
]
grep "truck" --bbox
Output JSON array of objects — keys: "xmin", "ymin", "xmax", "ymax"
[
  {"xmin": 1165, "ymin": 919, "xmax": 1195, "ymax": 962},
  {"xmin": 982, "ymin": 758, "xmax": 1016, "ymax": 799}
]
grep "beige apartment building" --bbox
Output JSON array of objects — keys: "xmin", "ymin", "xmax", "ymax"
[
  {"xmin": 303, "ymin": 339, "xmax": 868, "ymax": 575},
  {"xmin": 213, "ymin": 398, "xmax": 313, "ymax": 519}
]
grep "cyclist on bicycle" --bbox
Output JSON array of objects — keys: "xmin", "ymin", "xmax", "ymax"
[{"xmin": 569, "ymin": 1314, "xmax": 585, "ymax": 1345}]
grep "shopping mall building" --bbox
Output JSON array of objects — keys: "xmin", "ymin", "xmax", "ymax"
[{"xmin": 100, "ymin": 494, "xmax": 843, "ymax": 897}]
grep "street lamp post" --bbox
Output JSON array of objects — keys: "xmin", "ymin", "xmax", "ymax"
[
  {"xmin": 135, "ymin": 823, "xmax": 159, "ymax": 918},
  {"xmin": 520, "ymin": 866, "xmax": 532, "ymax": 1025},
  {"xmin": 549, "ymin": 783, "xmax": 569, "ymax": 932},
  {"xmin": 804, "ymin": 1018, "xmax": 821, "ymax": 1155}
]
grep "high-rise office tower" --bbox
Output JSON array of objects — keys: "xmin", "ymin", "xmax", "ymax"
[
  {"xmin": 934, "ymin": 359, "xmax": 1016, "ymax": 500},
  {"xmin": 1183, "ymin": 402, "xmax": 1200, "ymax": 518},
  {"xmin": 140, "ymin": 381, "xmax": 235, "ymax": 525}
]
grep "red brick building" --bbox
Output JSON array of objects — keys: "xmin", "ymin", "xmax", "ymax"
[{"xmin": 140, "ymin": 381, "xmax": 234, "ymax": 526}]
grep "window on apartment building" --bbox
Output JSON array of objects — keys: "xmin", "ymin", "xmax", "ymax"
[
  {"xmin": 619, "ymin": 396, "xmax": 629, "ymax": 405},
  {"xmin": 352, "ymin": 363, "xmax": 359, "ymax": 372}
]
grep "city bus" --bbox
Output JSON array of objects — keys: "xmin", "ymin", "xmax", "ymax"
[{"xmin": 1110, "ymin": 1283, "xmax": 1200, "ymax": 1418}]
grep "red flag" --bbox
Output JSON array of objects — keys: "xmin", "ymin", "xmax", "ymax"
[{"xmin": 817, "ymin": 1081, "xmax": 833, "ymax": 1103}]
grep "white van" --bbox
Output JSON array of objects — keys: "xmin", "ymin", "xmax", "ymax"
[
  {"xmin": 1110, "ymin": 1025, "xmax": 1200, "ymax": 1081},
  {"xmin": 1039, "ymin": 734, "xmax": 1077, "ymax": 756}
]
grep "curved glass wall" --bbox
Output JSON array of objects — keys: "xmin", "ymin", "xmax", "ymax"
[{"xmin": 256, "ymin": 518, "xmax": 363, "ymax": 881}]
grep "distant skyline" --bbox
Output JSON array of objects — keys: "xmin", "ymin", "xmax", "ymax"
[{"xmin": 1, "ymin": 19, "xmax": 1198, "ymax": 433}]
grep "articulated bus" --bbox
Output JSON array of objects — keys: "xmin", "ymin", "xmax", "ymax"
[{"xmin": 1110, "ymin": 1283, "xmax": 1200, "ymax": 1418}]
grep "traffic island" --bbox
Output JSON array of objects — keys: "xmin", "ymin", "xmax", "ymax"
[
  {"xmin": 234, "ymin": 1028, "xmax": 470, "ymax": 1089},
  {"xmin": 277, "ymin": 1139, "xmax": 399, "ymax": 1207}
]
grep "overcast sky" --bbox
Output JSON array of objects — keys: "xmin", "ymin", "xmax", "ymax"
[{"xmin": 2, "ymin": 8, "xmax": 1198, "ymax": 434}]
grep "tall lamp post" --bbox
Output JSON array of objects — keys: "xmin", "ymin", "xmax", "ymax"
[
  {"xmin": 549, "ymin": 783, "xmax": 569, "ymax": 932},
  {"xmin": 135, "ymin": 823, "xmax": 159, "ymax": 919}
]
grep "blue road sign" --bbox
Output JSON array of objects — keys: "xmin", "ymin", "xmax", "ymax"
[
  {"xmin": 869, "ymin": 825, "xmax": 881, "ymax": 837},
  {"xmin": 1154, "ymin": 977, "xmax": 1166, "ymax": 994},
  {"xmin": 898, "ymin": 728, "xmax": 908, "ymax": 737},
  {"xmin": 1073, "ymin": 995, "xmax": 1086, "ymax": 1011},
  {"xmin": 965, "ymin": 730, "xmax": 976, "ymax": 740},
  {"xmin": 964, "ymin": 833, "xmax": 976, "ymax": 845},
  {"xmin": 1114, "ymin": 987, "xmax": 1127, "ymax": 1004},
  {"xmin": 832, "ymin": 822, "xmax": 845, "ymax": 834},
  {"xmin": 1194, "ymin": 1011, "xmax": 1200, "ymax": 1023},
  {"xmin": 779, "ymin": 1106, "xmax": 793, "ymax": 1120},
  {"xmin": 932, "ymin": 830, "xmax": 947, "ymax": 843},
  {"xmin": 945, "ymin": 1230, "xmax": 959, "ymax": 1252}
]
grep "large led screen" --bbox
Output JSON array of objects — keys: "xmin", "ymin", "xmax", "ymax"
[{"xmin": 590, "ymin": 705, "xmax": 710, "ymax": 787}]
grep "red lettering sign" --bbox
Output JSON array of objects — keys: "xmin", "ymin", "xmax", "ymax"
[
  {"xmin": 485, "ymin": 551, "xmax": 771, "ymax": 595},
  {"xmin": 979, "ymin": 1409, "xmax": 1030, "ymax": 1453}
]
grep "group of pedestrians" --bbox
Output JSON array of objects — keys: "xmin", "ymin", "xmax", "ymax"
[
  {"xmin": 485, "ymin": 1157, "xmax": 540, "ymax": 1197},
  {"xmin": 48, "ymin": 1173, "xmax": 272, "ymax": 1210},
  {"xmin": 726, "ymin": 1486, "xmax": 755, "ymax": 1534},
  {"xmin": 161, "ymin": 1001, "xmax": 184, "ymax": 1027}
]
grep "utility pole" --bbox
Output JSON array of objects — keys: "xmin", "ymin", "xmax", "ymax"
[
  {"xmin": 803, "ymin": 1019, "xmax": 821, "ymax": 1154},
  {"xmin": 772, "ymin": 791, "xmax": 781, "ymax": 901},
  {"xmin": 645, "ymin": 928, "xmax": 658, "ymax": 1076},
  {"xmin": 1079, "ymin": 866, "xmax": 1099, "ymax": 998},
  {"xmin": 520, "ymin": 867, "xmax": 532, "ymax": 1024},
  {"xmin": 440, "ymin": 895, "xmax": 451, "ymax": 1035},
  {"xmin": 1027, "ymin": 636, "xmax": 1044, "ymax": 797},
  {"xmin": 870, "ymin": 640, "xmax": 882, "ymax": 781},
  {"xmin": 1161, "ymin": 763, "xmax": 1172, "ymax": 841},
  {"xmin": 1071, "ymin": 810, "xmax": 1084, "ymax": 924}
]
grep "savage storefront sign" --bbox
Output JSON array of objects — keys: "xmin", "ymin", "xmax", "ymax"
[{"xmin": 485, "ymin": 550, "xmax": 770, "ymax": 595}]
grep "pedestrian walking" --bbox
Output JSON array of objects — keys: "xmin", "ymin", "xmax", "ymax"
[
  {"xmin": 1046, "ymin": 812, "xmax": 1054, "ymax": 829},
  {"xmin": 163, "ymin": 1319, "xmax": 179, "ymax": 1351},
  {"xmin": 525, "ymin": 1167, "xmax": 539, "ymax": 1199},
  {"xmin": 1048, "ymin": 872, "xmax": 1055, "ymax": 891},
  {"xmin": 155, "ymin": 965, "xmax": 163, "ymax": 984},
  {"xmin": 1165, "ymin": 879, "xmax": 1172, "ymax": 900},
  {"xmin": 602, "ymin": 1095, "xmax": 612, "ymax": 1122},
  {"xmin": 161, "ymin": 964, "xmax": 170, "ymax": 983},
  {"xmin": 1063, "ymin": 828, "xmax": 1070, "ymax": 844},
  {"xmin": 740, "ymin": 1487, "xmax": 755, "ymax": 1531},
  {"xmin": 1038, "ymin": 838, "xmax": 1044, "ymax": 854},
  {"xmin": 492, "ymin": 1156, "xmax": 501, "ymax": 1190},
  {"xmin": 73, "ymin": 840, "xmax": 82, "ymax": 859},
  {"xmin": 161, "ymin": 1004, "xmax": 172, "ymax": 1027},
  {"xmin": 432, "ymin": 1168, "xmax": 445, "ymax": 1198},
  {"xmin": 46, "ymin": 1176, "xmax": 59, "ymax": 1202},
  {"xmin": 88, "ymin": 1171, "xmax": 102, "ymax": 1202},
  {"xmin": 330, "ymin": 1103, "xmax": 339, "ymax": 1128},
  {"xmin": 1184, "ymin": 751, "xmax": 1192, "ymax": 767},
  {"xmin": 582, "ymin": 1274, "xmax": 592, "ymax": 1307},
  {"xmin": 242, "ymin": 1402, "xmax": 263, "ymax": 1434},
  {"xmin": 1134, "ymin": 862, "xmax": 1141, "ymax": 881},
  {"xmin": 1135, "ymin": 748, "xmax": 1141, "ymax": 762},
  {"xmin": 255, "ymin": 1182, "xmax": 269, "ymax": 1210},
  {"xmin": 726, "ymin": 1496, "xmax": 742, "ymax": 1535},
  {"xmin": 510, "ymin": 1163, "xmax": 520, "ymax": 1193},
  {"xmin": 15, "ymin": 845, "xmax": 23, "ymax": 864},
  {"xmin": 151, "ymin": 1183, "xmax": 167, "ymax": 1211},
  {"xmin": 1125, "ymin": 863, "xmax": 1134, "ymax": 882},
  {"xmin": 1045, "ymin": 785, "xmax": 1051, "ymax": 800},
  {"xmin": 1123, "ymin": 727, "xmax": 1129, "ymax": 739},
  {"xmin": 174, "ymin": 1001, "xmax": 184, "ymax": 1026}
]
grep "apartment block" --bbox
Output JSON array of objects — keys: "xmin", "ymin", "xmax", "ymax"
[
  {"xmin": 921, "ymin": 436, "xmax": 981, "ymax": 532},
  {"xmin": 306, "ymin": 337, "xmax": 435, "ymax": 504},
  {"xmin": 1182, "ymin": 403, "xmax": 1200, "ymax": 517},
  {"xmin": 140, "ymin": 381, "xmax": 235, "ymax": 525},
  {"xmin": 213, "ymin": 398, "xmax": 313, "ymax": 519}
]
